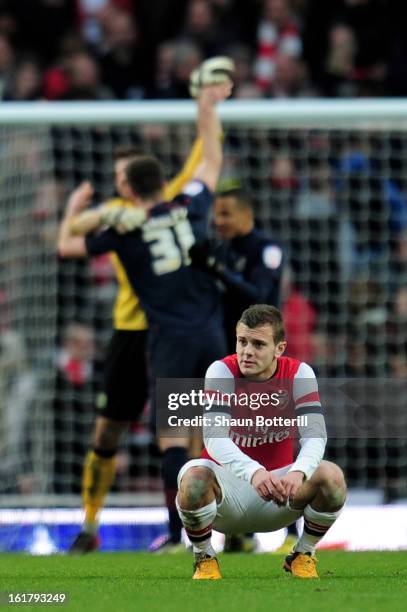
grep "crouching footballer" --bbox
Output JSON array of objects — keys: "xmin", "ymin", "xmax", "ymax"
[{"xmin": 176, "ymin": 304, "xmax": 346, "ymax": 579}]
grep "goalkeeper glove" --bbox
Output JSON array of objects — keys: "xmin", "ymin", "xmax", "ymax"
[
  {"xmin": 189, "ymin": 56, "xmax": 235, "ymax": 98},
  {"xmin": 100, "ymin": 206, "xmax": 146, "ymax": 234}
]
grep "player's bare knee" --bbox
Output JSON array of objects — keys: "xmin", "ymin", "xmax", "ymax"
[
  {"xmin": 315, "ymin": 461, "xmax": 347, "ymax": 508},
  {"xmin": 178, "ymin": 466, "xmax": 215, "ymax": 510}
]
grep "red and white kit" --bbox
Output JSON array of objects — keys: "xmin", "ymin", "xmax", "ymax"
[{"xmin": 178, "ymin": 354, "xmax": 327, "ymax": 534}]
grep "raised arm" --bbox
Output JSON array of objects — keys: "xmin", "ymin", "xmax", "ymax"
[
  {"xmin": 165, "ymin": 138, "xmax": 203, "ymax": 200},
  {"xmin": 193, "ymin": 82, "xmax": 232, "ymax": 192},
  {"xmin": 57, "ymin": 182, "xmax": 94, "ymax": 258}
]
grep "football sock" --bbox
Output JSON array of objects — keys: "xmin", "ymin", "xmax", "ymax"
[
  {"xmin": 82, "ymin": 449, "xmax": 117, "ymax": 534},
  {"xmin": 294, "ymin": 504, "xmax": 343, "ymax": 555},
  {"xmin": 162, "ymin": 447, "xmax": 188, "ymax": 543},
  {"xmin": 176, "ymin": 498, "xmax": 217, "ymax": 558}
]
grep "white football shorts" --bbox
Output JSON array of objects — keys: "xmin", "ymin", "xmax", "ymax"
[{"xmin": 178, "ymin": 459, "xmax": 303, "ymax": 534}]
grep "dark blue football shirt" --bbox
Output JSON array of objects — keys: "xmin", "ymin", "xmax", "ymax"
[{"xmin": 85, "ymin": 180, "xmax": 223, "ymax": 337}]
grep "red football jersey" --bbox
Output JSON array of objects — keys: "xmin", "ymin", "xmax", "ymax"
[{"xmin": 202, "ymin": 354, "xmax": 321, "ymax": 471}]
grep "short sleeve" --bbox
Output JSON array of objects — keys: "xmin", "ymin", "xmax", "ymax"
[
  {"xmin": 85, "ymin": 228, "xmax": 120, "ymax": 256},
  {"xmin": 173, "ymin": 180, "xmax": 213, "ymax": 216}
]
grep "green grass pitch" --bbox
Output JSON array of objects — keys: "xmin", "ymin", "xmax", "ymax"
[{"xmin": 0, "ymin": 551, "xmax": 406, "ymax": 612}]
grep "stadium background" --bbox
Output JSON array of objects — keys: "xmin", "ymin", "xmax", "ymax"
[{"xmin": 0, "ymin": 0, "xmax": 406, "ymax": 553}]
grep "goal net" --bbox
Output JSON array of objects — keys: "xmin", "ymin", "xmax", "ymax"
[{"xmin": 0, "ymin": 100, "xmax": 406, "ymax": 550}]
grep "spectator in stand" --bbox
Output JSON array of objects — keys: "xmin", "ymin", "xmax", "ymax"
[
  {"xmin": 387, "ymin": 285, "xmax": 407, "ymax": 379},
  {"xmin": 42, "ymin": 34, "xmax": 90, "ymax": 101},
  {"xmin": 153, "ymin": 41, "xmax": 176, "ymax": 97},
  {"xmin": 62, "ymin": 51, "xmax": 113, "ymax": 100},
  {"xmin": 77, "ymin": 2, "xmax": 135, "ymax": 38},
  {"xmin": 323, "ymin": 24, "xmax": 358, "ymax": 97},
  {"xmin": 303, "ymin": 0, "xmax": 388, "ymax": 97},
  {"xmin": 180, "ymin": 0, "xmax": 224, "ymax": 57},
  {"xmin": 269, "ymin": 54, "xmax": 314, "ymax": 98},
  {"xmin": 389, "ymin": 229, "xmax": 407, "ymax": 308},
  {"xmin": 335, "ymin": 143, "xmax": 407, "ymax": 276},
  {"xmin": 0, "ymin": 6, "xmax": 16, "ymax": 40},
  {"xmin": 270, "ymin": 153, "xmax": 299, "ymax": 192},
  {"xmin": 98, "ymin": 8, "xmax": 149, "ymax": 99},
  {"xmin": 255, "ymin": 0, "xmax": 302, "ymax": 94},
  {"xmin": 54, "ymin": 322, "xmax": 101, "ymax": 493},
  {"xmin": 0, "ymin": 329, "xmax": 37, "ymax": 494},
  {"xmin": 154, "ymin": 40, "xmax": 201, "ymax": 98},
  {"xmin": 282, "ymin": 275, "xmax": 318, "ymax": 366},
  {"xmin": 0, "ymin": 33, "xmax": 14, "ymax": 99},
  {"xmin": 292, "ymin": 158, "xmax": 351, "ymax": 339},
  {"xmin": 338, "ymin": 0, "xmax": 388, "ymax": 96},
  {"xmin": 226, "ymin": 44, "xmax": 260, "ymax": 99},
  {"xmin": 267, "ymin": 152, "xmax": 299, "ymax": 237},
  {"xmin": 4, "ymin": 57, "xmax": 42, "ymax": 101}
]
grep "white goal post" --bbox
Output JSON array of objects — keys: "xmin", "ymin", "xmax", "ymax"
[{"xmin": 1, "ymin": 98, "xmax": 407, "ymax": 126}]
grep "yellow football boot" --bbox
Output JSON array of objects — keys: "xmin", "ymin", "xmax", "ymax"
[
  {"xmin": 192, "ymin": 555, "xmax": 222, "ymax": 580},
  {"xmin": 283, "ymin": 551, "xmax": 319, "ymax": 578}
]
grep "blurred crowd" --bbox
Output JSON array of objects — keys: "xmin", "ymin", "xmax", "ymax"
[{"xmin": 0, "ymin": 0, "xmax": 406, "ymax": 102}]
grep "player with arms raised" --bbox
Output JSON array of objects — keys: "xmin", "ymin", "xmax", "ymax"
[
  {"xmin": 176, "ymin": 304, "xmax": 347, "ymax": 579},
  {"xmin": 60, "ymin": 68, "xmax": 234, "ymax": 551},
  {"xmin": 58, "ymin": 140, "xmax": 204, "ymax": 553}
]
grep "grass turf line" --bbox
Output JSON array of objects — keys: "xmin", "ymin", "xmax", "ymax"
[{"xmin": 0, "ymin": 551, "xmax": 406, "ymax": 612}]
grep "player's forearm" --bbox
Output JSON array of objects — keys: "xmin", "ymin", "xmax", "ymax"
[
  {"xmin": 165, "ymin": 138, "xmax": 203, "ymax": 200},
  {"xmin": 57, "ymin": 210, "xmax": 87, "ymax": 257},
  {"xmin": 204, "ymin": 415, "xmax": 263, "ymax": 482},
  {"xmin": 194, "ymin": 97, "xmax": 222, "ymax": 190},
  {"xmin": 288, "ymin": 414, "xmax": 327, "ymax": 480},
  {"xmin": 199, "ymin": 99, "xmax": 222, "ymax": 167},
  {"xmin": 70, "ymin": 209, "xmax": 104, "ymax": 236}
]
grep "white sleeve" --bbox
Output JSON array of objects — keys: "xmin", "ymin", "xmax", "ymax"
[
  {"xmin": 203, "ymin": 361, "xmax": 264, "ymax": 483},
  {"xmin": 288, "ymin": 362, "xmax": 327, "ymax": 480}
]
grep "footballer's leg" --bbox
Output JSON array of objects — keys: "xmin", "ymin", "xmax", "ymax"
[
  {"xmin": 147, "ymin": 333, "xmax": 192, "ymax": 553},
  {"xmin": 177, "ymin": 463, "xmax": 222, "ymax": 579},
  {"xmin": 283, "ymin": 461, "xmax": 347, "ymax": 578},
  {"xmin": 69, "ymin": 416, "xmax": 128, "ymax": 553},
  {"xmin": 150, "ymin": 436, "xmax": 191, "ymax": 553},
  {"xmin": 149, "ymin": 329, "xmax": 226, "ymax": 553},
  {"xmin": 69, "ymin": 328, "xmax": 148, "ymax": 553}
]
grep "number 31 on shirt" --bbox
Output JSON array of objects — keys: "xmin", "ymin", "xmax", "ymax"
[{"xmin": 142, "ymin": 219, "xmax": 195, "ymax": 275}]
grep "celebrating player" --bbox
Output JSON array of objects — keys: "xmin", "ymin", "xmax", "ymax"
[
  {"xmin": 59, "ymin": 76, "xmax": 233, "ymax": 551},
  {"xmin": 58, "ymin": 137, "xmax": 203, "ymax": 554},
  {"xmin": 176, "ymin": 304, "xmax": 347, "ymax": 579}
]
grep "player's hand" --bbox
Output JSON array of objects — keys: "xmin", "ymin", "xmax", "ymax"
[
  {"xmin": 199, "ymin": 82, "xmax": 233, "ymax": 105},
  {"xmin": 114, "ymin": 207, "xmax": 147, "ymax": 234},
  {"xmin": 280, "ymin": 471, "xmax": 305, "ymax": 502},
  {"xmin": 100, "ymin": 206, "xmax": 146, "ymax": 233},
  {"xmin": 190, "ymin": 56, "xmax": 234, "ymax": 100},
  {"xmin": 251, "ymin": 468, "xmax": 287, "ymax": 504},
  {"xmin": 67, "ymin": 181, "xmax": 94, "ymax": 215}
]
